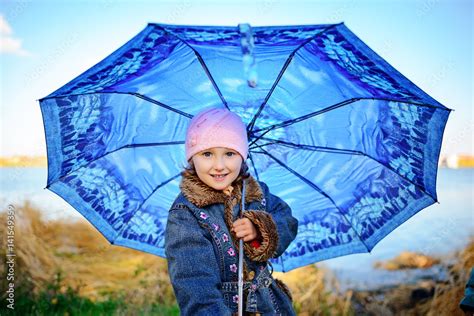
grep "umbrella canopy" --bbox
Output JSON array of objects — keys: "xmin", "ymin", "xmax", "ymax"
[{"xmin": 39, "ymin": 22, "xmax": 451, "ymax": 273}]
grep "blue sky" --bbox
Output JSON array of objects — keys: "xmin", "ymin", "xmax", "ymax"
[{"xmin": 1, "ymin": 0, "xmax": 472, "ymax": 156}]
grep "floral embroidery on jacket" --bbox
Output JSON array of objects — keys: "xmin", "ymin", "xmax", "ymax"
[
  {"xmin": 222, "ymin": 233, "xmax": 229, "ymax": 242},
  {"xmin": 229, "ymin": 264, "xmax": 237, "ymax": 273},
  {"xmin": 227, "ymin": 247, "xmax": 235, "ymax": 256}
]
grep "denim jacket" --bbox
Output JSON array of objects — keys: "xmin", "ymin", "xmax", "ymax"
[{"xmin": 165, "ymin": 172, "xmax": 298, "ymax": 315}]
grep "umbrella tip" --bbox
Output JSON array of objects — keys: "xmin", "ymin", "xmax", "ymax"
[{"xmin": 247, "ymin": 79, "xmax": 257, "ymax": 88}]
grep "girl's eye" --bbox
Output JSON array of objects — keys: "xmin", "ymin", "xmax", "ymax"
[{"xmin": 201, "ymin": 151, "xmax": 235, "ymax": 158}]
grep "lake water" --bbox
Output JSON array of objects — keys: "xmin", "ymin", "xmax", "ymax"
[{"xmin": 1, "ymin": 167, "xmax": 472, "ymax": 291}]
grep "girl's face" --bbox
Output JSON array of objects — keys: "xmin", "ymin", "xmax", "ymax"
[{"xmin": 191, "ymin": 147, "xmax": 243, "ymax": 191}]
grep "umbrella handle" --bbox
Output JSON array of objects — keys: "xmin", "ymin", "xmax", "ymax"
[
  {"xmin": 238, "ymin": 178, "xmax": 246, "ymax": 316},
  {"xmin": 238, "ymin": 238, "xmax": 244, "ymax": 316}
]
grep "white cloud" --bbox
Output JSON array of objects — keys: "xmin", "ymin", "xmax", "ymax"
[
  {"xmin": 221, "ymin": 78, "xmax": 245, "ymax": 93},
  {"xmin": 299, "ymin": 65, "xmax": 329, "ymax": 84},
  {"xmin": 0, "ymin": 15, "xmax": 12, "ymax": 35},
  {"xmin": 283, "ymin": 72, "xmax": 305, "ymax": 88},
  {"xmin": 0, "ymin": 14, "xmax": 31, "ymax": 56}
]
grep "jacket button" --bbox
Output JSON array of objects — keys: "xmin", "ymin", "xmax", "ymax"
[{"xmin": 247, "ymin": 270, "xmax": 255, "ymax": 280}]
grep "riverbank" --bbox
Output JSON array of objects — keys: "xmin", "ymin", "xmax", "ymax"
[{"xmin": 349, "ymin": 244, "xmax": 473, "ymax": 315}]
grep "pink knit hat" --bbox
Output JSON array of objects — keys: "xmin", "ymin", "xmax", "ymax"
[{"xmin": 185, "ymin": 107, "xmax": 248, "ymax": 162}]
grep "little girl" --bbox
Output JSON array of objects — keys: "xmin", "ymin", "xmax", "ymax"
[{"xmin": 165, "ymin": 107, "xmax": 298, "ymax": 315}]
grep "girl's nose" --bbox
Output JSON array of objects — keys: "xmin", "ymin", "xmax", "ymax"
[{"xmin": 214, "ymin": 156, "xmax": 225, "ymax": 170}]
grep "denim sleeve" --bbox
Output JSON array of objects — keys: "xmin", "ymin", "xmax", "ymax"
[
  {"xmin": 259, "ymin": 181, "xmax": 299, "ymax": 258},
  {"xmin": 165, "ymin": 208, "xmax": 232, "ymax": 316}
]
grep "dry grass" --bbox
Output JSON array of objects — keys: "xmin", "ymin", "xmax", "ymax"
[
  {"xmin": 427, "ymin": 239, "xmax": 474, "ymax": 316},
  {"xmin": 274, "ymin": 264, "xmax": 353, "ymax": 315},
  {"xmin": 0, "ymin": 201, "xmax": 175, "ymax": 306}
]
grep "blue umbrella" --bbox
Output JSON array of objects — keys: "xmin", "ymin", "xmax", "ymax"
[{"xmin": 39, "ymin": 22, "xmax": 451, "ymax": 276}]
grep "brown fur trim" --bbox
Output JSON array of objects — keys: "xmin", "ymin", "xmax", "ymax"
[
  {"xmin": 274, "ymin": 278, "xmax": 293, "ymax": 302},
  {"xmin": 241, "ymin": 210, "xmax": 278, "ymax": 262}
]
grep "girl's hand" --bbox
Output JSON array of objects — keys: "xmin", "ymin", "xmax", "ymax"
[{"xmin": 231, "ymin": 218, "xmax": 259, "ymax": 242}]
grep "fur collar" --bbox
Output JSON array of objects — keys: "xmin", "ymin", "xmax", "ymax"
[{"xmin": 180, "ymin": 171, "xmax": 264, "ymax": 208}]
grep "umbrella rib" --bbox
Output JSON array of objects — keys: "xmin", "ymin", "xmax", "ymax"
[
  {"xmin": 249, "ymin": 97, "xmax": 357, "ymax": 148},
  {"xmin": 251, "ymin": 137, "xmax": 437, "ymax": 202},
  {"xmin": 154, "ymin": 25, "xmax": 230, "ymax": 110},
  {"xmin": 40, "ymin": 91, "xmax": 194, "ymax": 119},
  {"xmin": 250, "ymin": 97, "xmax": 450, "ymax": 141},
  {"xmin": 246, "ymin": 23, "xmax": 341, "ymax": 132},
  {"xmin": 113, "ymin": 172, "xmax": 182, "ymax": 243},
  {"xmin": 131, "ymin": 92, "xmax": 194, "ymax": 118},
  {"xmin": 257, "ymin": 147, "xmax": 370, "ymax": 252},
  {"xmin": 46, "ymin": 141, "xmax": 185, "ymax": 188},
  {"xmin": 251, "ymin": 138, "xmax": 364, "ymax": 156},
  {"xmin": 247, "ymin": 152, "xmax": 260, "ymax": 182}
]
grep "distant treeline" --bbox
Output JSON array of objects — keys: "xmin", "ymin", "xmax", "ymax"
[{"xmin": 0, "ymin": 156, "xmax": 47, "ymax": 167}]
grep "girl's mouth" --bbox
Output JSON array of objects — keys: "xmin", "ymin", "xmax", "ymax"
[{"xmin": 211, "ymin": 174, "xmax": 228, "ymax": 182}]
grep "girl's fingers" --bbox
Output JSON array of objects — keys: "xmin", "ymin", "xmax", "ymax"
[
  {"xmin": 235, "ymin": 228, "xmax": 249, "ymax": 237},
  {"xmin": 234, "ymin": 225, "xmax": 250, "ymax": 233},
  {"xmin": 235, "ymin": 229, "xmax": 257, "ymax": 241},
  {"xmin": 232, "ymin": 218, "xmax": 257, "ymax": 241},
  {"xmin": 233, "ymin": 218, "xmax": 251, "ymax": 227}
]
